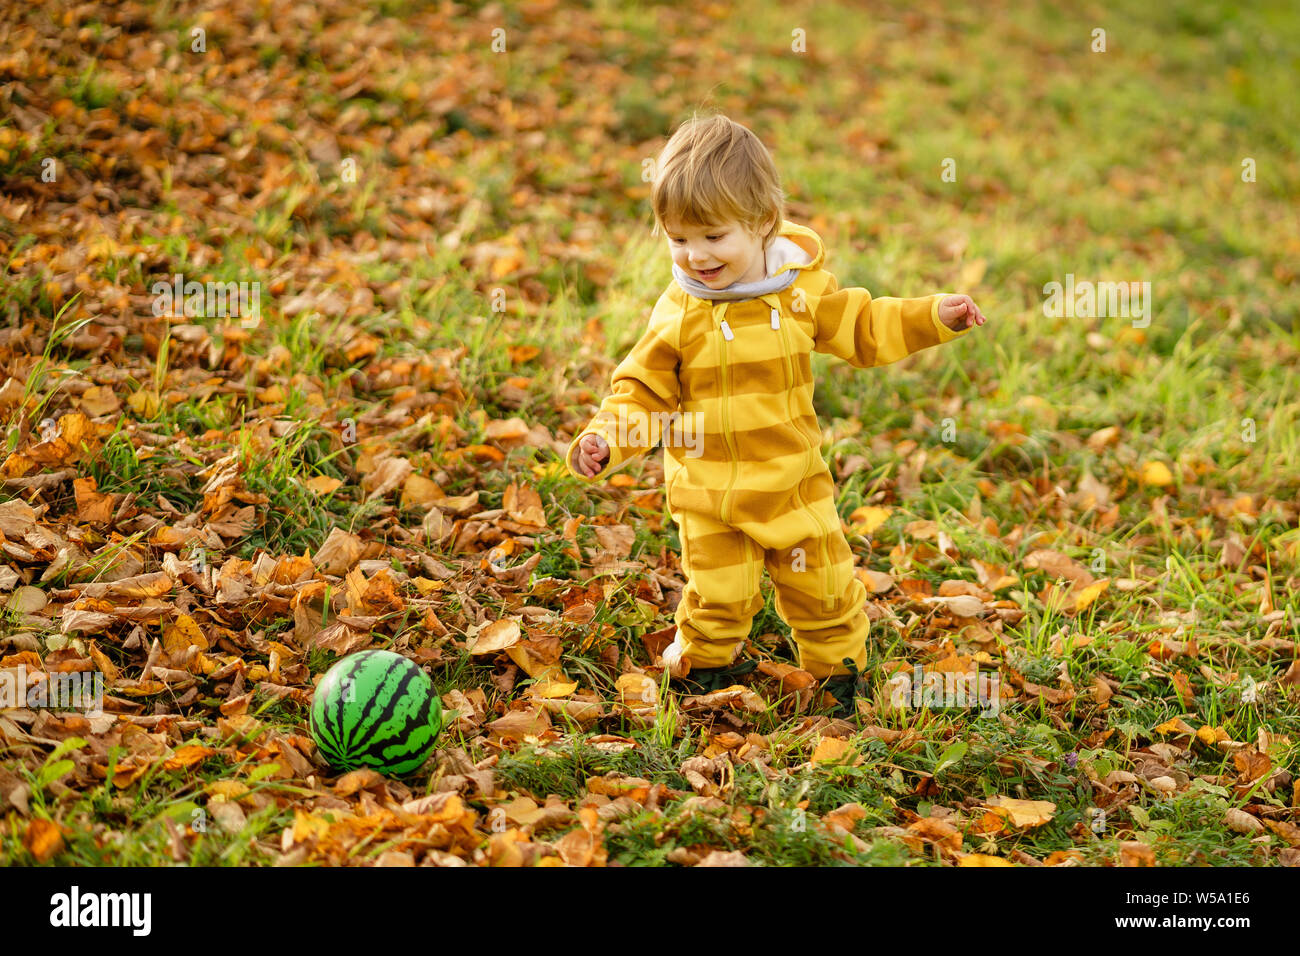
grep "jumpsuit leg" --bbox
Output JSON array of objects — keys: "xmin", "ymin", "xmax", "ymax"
[
  {"xmin": 668, "ymin": 509, "xmax": 765, "ymax": 669},
  {"xmin": 763, "ymin": 512, "xmax": 870, "ymax": 679}
]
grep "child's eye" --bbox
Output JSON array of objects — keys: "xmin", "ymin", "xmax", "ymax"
[{"xmin": 707, "ymin": 235, "xmax": 722, "ymax": 241}]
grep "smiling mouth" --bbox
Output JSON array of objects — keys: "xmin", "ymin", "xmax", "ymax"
[{"xmin": 696, "ymin": 266, "xmax": 723, "ymax": 278}]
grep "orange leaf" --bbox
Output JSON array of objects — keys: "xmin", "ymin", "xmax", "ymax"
[
  {"xmin": 1170, "ymin": 671, "xmax": 1194, "ymax": 708},
  {"xmin": 23, "ymin": 819, "xmax": 64, "ymax": 862},
  {"xmin": 163, "ymin": 744, "xmax": 218, "ymax": 771},
  {"xmin": 73, "ymin": 476, "xmax": 116, "ymax": 523}
]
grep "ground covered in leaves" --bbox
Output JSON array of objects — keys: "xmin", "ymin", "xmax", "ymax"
[{"xmin": 0, "ymin": 0, "xmax": 1298, "ymax": 866}]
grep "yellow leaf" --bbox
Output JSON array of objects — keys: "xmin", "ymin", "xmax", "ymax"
[
  {"xmin": 958, "ymin": 258, "xmax": 987, "ymax": 289},
  {"xmin": 1072, "ymin": 578, "xmax": 1109, "ymax": 612},
  {"xmin": 163, "ymin": 613, "xmax": 209, "ymax": 657},
  {"xmin": 127, "ymin": 389, "xmax": 160, "ymax": 417},
  {"xmin": 531, "ymin": 461, "xmax": 568, "ymax": 480},
  {"xmin": 1155, "ymin": 717, "xmax": 1194, "ymax": 736},
  {"xmin": 849, "ymin": 505, "xmax": 892, "ymax": 535},
  {"xmin": 811, "ymin": 736, "xmax": 854, "ymax": 764},
  {"xmin": 615, "ymin": 673, "xmax": 659, "ymax": 707},
  {"xmin": 527, "ymin": 679, "xmax": 578, "ymax": 699},
  {"xmin": 983, "ymin": 796, "xmax": 1056, "ymax": 828},
  {"xmin": 959, "ymin": 852, "xmax": 1014, "ymax": 866},
  {"xmin": 206, "ymin": 780, "xmax": 250, "ymax": 802},
  {"xmin": 504, "ymin": 643, "xmax": 561, "ymax": 680},
  {"xmin": 1140, "ymin": 461, "xmax": 1174, "ymax": 486},
  {"xmin": 401, "ymin": 474, "xmax": 444, "ymax": 509},
  {"xmin": 78, "ymin": 385, "xmax": 122, "ymax": 416},
  {"xmin": 1196, "ymin": 725, "xmax": 1228, "ymax": 746},
  {"xmin": 292, "ymin": 809, "xmax": 332, "ymax": 843},
  {"xmin": 500, "ymin": 796, "xmax": 545, "ymax": 826},
  {"xmin": 304, "ymin": 476, "xmax": 343, "ymax": 496}
]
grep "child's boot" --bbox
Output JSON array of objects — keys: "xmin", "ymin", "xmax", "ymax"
[
  {"xmin": 661, "ymin": 633, "xmax": 756, "ymax": 694},
  {"xmin": 821, "ymin": 657, "xmax": 868, "ymax": 721}
]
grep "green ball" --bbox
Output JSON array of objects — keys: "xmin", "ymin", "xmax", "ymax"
[{"xmin": 309, "ymin": 650, "xmax": 443, "ymax": 776}]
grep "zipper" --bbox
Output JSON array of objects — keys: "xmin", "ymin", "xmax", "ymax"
[
  {"xmin": 771, "ymin": 296, "xmax": 838, "ymax": 615},
  {"xmin": 716, "ymin": 305, "xmax": 739, "ymax": 525}
]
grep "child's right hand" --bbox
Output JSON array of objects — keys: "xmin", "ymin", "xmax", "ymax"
[{"xmin": 574, "ymin": 434, "xmax": 609, "ymax": 477}]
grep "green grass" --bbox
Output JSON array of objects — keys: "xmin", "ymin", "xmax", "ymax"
[{"xmin": 1, "ymin": 0, "xmax": 1296, "ymax": 867}]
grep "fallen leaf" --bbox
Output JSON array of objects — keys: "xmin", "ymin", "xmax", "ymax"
[
  {"xmin": 983, "ymin": 796, "xmax": 1056, "ymax": 828},
  {"xmin": 23, "ymin": 819, "xmax": 64, "ymax": 862},
  {"xmin": 470, "ymin": 618, "xmax": 522, "ymax": 656}
]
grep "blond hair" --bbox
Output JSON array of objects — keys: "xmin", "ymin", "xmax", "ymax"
[{"xmin": 651, "ymin": 112, "xmax": 785, "ymax": 246}]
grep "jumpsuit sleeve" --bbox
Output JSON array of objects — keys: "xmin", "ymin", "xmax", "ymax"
[
  {"xmin": 807, "ymin": 271, "xmax": 971, "ymax": 368},
  {"xmin": 565, "ymin": 292, "xmax": 682, "ymax": 482}
]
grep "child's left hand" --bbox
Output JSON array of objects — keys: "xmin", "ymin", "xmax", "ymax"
[{"xmin": 938, "ymin": 294, "xmax": 988, "ymax": 331}]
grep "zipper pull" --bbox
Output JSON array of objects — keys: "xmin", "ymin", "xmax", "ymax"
[
  {"xmin": 770, "ymin": 308, "xmax": 780, "ymax": 330},
  {"xmin": 720, "ymin": 319, "xmax": 734, "ymax": 341}
]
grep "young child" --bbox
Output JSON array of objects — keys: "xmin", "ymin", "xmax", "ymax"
[{"xmin": 565, "ymin": 113, "xmax": 987, "ymax": 717}]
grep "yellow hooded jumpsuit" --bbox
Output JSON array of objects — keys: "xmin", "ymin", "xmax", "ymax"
[{"xmin": 566, "ymin": 221, "xmax": 972, "ymax": 678}]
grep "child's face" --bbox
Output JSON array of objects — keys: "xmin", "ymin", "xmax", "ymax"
[{"xmin": 664, "ymin": 216, "xmax": 772, "ymax": 289}]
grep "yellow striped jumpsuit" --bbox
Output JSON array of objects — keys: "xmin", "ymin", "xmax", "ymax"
[{"xmin": 566, "ymin": 220, "xmax": 972, "ymax": 678}]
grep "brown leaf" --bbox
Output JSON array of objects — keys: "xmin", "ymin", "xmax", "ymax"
[
  {"xmin": 906, "ymin": 817, "xmax": 963, "ymax": 852},
  {"xmin": 592, "ymin": 524, "xmax": 635, "ymax": 558},
  {"xmin": 73, "ymin": 476, "xmax": 116, "ymax": 524},
  {"xmin": 162, "ymin": 744, "xmax": 218, "ymax": 771},
  {"xmin": 1023, "ymin": 549, "xmax": 1093, "ymax": 587},
  {"xmin": 502, "ymin": 481, "xmax": 547, "ymax": 528},
  {"xmin": 312, "ymin": 527, "xmax": 364, "ymax": 576},
  {"xmin": 334, "ymin": 768, "xmax": 388, "ymax": 797},
  {"xmin": 823, "ymin": 802, "xmax": 869, "ymax": 834},
  {"xmin": 1119, "ymin": 841, "xmax": 1156, "ymax": 866},
  {"xmin": 312, "ymin": 622, "xmax": 373, "ymax": 656},
  {"xmin": 400, "ymin": 474, "xmax": 444, "ymax": 510},
  {"xmin": 485, "ymin": 704, "xmax": 551, "ymax": 743},
  {"xmin": 1224, "ymin": 808, "xmax": 1264, "ymax": 835},
  {"xmin": 362, "ymin": 456, "xmax": 413, "ymax": 501},
  {"xmin": 1020, "ymin": 679, "xmax": 1073, "ymax": 704},
  {"xmin": 470, "ymin": 618, "xmax": 522, "ymax": 656},
  {"xmin": 1232, "ymin": 747, "xmax": 1271, "ymax": 784},
  {"xmin": 756, "ymin": 661, "xmax": 816, "ymax": 695},
  {"xmin": 1171, "ymin": 671, "xmax": 1194, "ymax": 708},
  {"xmin": 695, "ymin": 850, "xmax": 749, "ymax": 867},
  {"xmin": 73, "ymin": 571, "xmax": 174, "ymax": 600},
  {"xmin": 1092, "ymin": 675, "xmax": 1113, "ymax": 706}
]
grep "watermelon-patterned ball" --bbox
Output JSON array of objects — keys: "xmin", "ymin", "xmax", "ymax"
[{"xmin": 310, "ymin": 650, "xmax": 443, "ymax": 776}]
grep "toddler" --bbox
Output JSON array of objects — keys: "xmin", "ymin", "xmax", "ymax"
[{"xmin": 565, "ymin": 113, "xmax": 987, "ymax": 716}]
